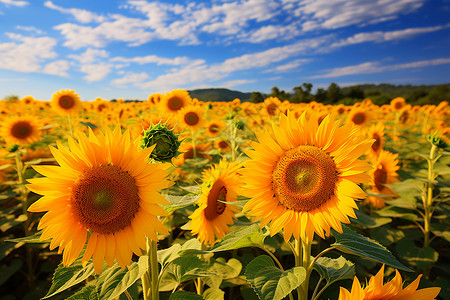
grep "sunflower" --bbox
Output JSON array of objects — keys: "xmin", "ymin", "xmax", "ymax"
[
  {"xmin": 51, "ymin": 89, "xmax": 81, "ymax": 115},
  {"xmin": 0, "ymin": 116, "xmax": 41, "ymax": 145},
  {"xmin": 338, "ymin": 265, "xmax": 440, "ymax": 300},
  {"xmin": 148, "ymin": 93, "xmax": 163, "ymax": 105},
  {"xmin": 346, "ymin": 108, "xmax": 372, "ymax": 127},
  {"xmin": 189, "ymin": 160, "xmax": 241, "ymax": 245},
  {"xmin": 178, "ymin": 104, "xmax": 206, "ymax": 131},
  {"xmin": 264, "ymin": 97, "xmax": 282, "ymax": 117},
  {"xmin": 391, "ymin": 97, "xmax": 407, "ymax": 111},
  {"xmin": 94, "ymin": 98, "xmax": 109, "ymax": 113},
  {"xmin": 241, "ymin": 111, "xmax": 373, "ymax": 242},
  {"xmin": 215, "ymin": 139, "xmax": 231, "ymax": 153},
  {"xmin": 21, "ymin": 95, "xmax": 35, "ymax": 105},
  {"xmin": 369, "ymin": 150, "xmax": 400, "ymax": 196},
  {"xmin": 206, "ymin": 120, "xmax": 225, "ymax": 138},
  {"xmin": 27, "ymin": 127, "xmax": 172, "ymax": 274},
  {"xmin": 160, "ymin": 89, "xmax": 192, "ymax": 115},
  {"xmin": 366, "ymin": 123, "xmax": 385, "ymax": 157}
]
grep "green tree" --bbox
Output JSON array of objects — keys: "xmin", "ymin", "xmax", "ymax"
[
  {"xmin": 326, "ymin": 83, "xmax": 343, "ymax": 104},
  {"xmin": 249, "ymin": 91, "xmax": 264, "ymax": 103}
]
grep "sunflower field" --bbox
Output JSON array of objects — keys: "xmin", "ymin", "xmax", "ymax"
[{"xmin": 0, "ymin": 89, "xmax": 449, "ymax": 300}]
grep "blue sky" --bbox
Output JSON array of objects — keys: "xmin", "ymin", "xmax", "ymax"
[{"xmin": 0, "ymin": 0, "xmax": 449, "ymax": 101}]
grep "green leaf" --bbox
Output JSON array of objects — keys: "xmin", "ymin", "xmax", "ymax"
[
  {"xmin": 66, "ymin": 285, "xmax": 96, "ymax": 300},
  {"xmin": 371, "ymin": 225, "xmax": 405, "ymax": 247},
  {"xmin": 0, "ymin": 258, "xmax": 23, "ymax": 285},
  {"xmin": 5, "ymin": 231, "xmax": 50, "ymax": 244},
  {"xmin": 203, "ymin": 288, "xmax": 225, "ymax": 300},
  {"xmin": 169, "ymin": 291, "xmax": 203, "ymax": 300},
  {"xmin": 0, "ymin": 214, "xmax": 28, "ymax": 232},
  {"xmin": 93, "ymin": 255, "xmax": 148, "ymax": 300},
  {"xmin": 162, "ymin": 194, "xmax": 201, "ymax": 213},
  {"xmin": 395, "ymin": 239, "xmax": 439, "ymax": 270},
  {"xmin": 160, "ymin": 256, "xmax": 216, "ymax": 292},
  {"xmin": 351, "ymin": 210, "xmax": 391, "ymax": 228},
  {"xmin": 375, "ymin": 206, "xmax": 417, "ymax": 221},
  {"xmin": 158, "ymin": 239, "xmax": 201, "ymax": 267},
  {"xmin": 331, "ymin": 225, "xmax": 411, "ymax": 271},
  {"xmin": 79, "ymin": 121, "xmax": 98, "ymax": 128},
  {"xmin": 430, "ymin": 223, "xmax": 450, "ymax": 242},
  {"xmin": 43, "ymin": 251, "xmax": 95, "ymax": 299},
  {"xmin": 179, "ymin": 224, "xmax": 267, "ymax": 256},
  {"xmin": 245, "ymin": 255, "xmax": 306, "ymax": 300},
  {"xmin": 313, "ymin": 256, "xmax": 355, "ymax": 285}
]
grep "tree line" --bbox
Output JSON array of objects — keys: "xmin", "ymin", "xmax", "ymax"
[{"xmin": 249, "ymin": 83, "xmax": 450, "ymax": 106}]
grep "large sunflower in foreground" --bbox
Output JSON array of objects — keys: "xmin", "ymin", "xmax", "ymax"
[
  {"xmin": 189, "ymin": 160, "xmax": 241, "ymax": 245},
  {"xmin": 241, "ymin": 111, "xmax": 373, "ymax": 242},
  {"xmin": 51, "ymin": 89, "xmax": 81, "ymax": 115},
  {"xmin": 338, "ymin": 265, "xmax": 440, "ymax": 300},
  {"xmin": 0, "ymin": 116, "xmax": 41, "ymax": 145},
  {"xmin": 27, "ymin": 127, "xmax": 172, "ymax": 274}
]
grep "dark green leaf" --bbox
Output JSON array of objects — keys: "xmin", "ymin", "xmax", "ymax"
[
  {"xmin": 351, "ymin": 210, "xmax": 391, "ymax": 228},
  {"xmin": 371, "ymin": 225, "xmax": 405, "ymax": 246},
  {"xmin": 93, "ymin": 255, "xmax": 148, "ymax": 300},
  {"xmin": 6, "ymin": 231, "xmax": 50, "ymax": 244},
  {"xmin": 0, "ymin": 258, "xmax": 23, "ymax": 285},
  {"xmin": 245, "ymin": 255, "xmax": 306, "ymax": 300},
  {"xmin": 395, "ymin": 239, "xmax": 439, "ymax": 270},
  {"xmin": 43, "ymin": 251, "xmax": 95, "ymax": 299},
  {"xmin": 313, "ymin": 256, "xmax": 355, "ymax": 285},
  {"xmin": 66, "ymin": 285, "xmax": 96, "ymax": 300},
  {"xmin": 331, "ymin": 225, "xmax": 411, "ymax": 271}
]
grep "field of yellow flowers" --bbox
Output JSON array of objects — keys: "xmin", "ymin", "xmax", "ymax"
[{"xmin": 0, "ymin": 89, "xmax": 449, "ymax": 300}]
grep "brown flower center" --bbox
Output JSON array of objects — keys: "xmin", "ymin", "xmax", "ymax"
[
  {"xmin": 372, "ymin": 133, "xmax": 381, "ymax": 152},
  {"xmin": 209, "ymin": 124, "xmax": 220, "ymax": 134},
  {"xmin": 352, "ymin": 112, "xmax": 366, "ymax": 125},
  {"xmin": 167, "ymin": 97, "xmax": 183, "ymax": 111},
  {"xmin": 204, "ymin": 180, "xmax": 227, "ymax": 220},
  {"xmin": 58, "ymin": 95, "xmax": 75, "ymax": 110},
  {"xmin": 97, "ymin": 104, "xmax": 106, "ymax": 112},
  {"xmin": 374, "ymin": 166, "xmax": 388, "ymax": 190},
  {"xmin": 71, "ymin": 165, "xmax": 140, "ymax": 234},
  {"xmin": 218, "ymin": 140, "xmax": 229, "ymax": 149},
  {"xmin": 11, "ymin": 121, "xmax": 32, "ymax": 139},
  {"xmin": 394, "ymin": 101, "xmax": 404, "ymax": 110},
  {"xmin": 267, "ymin": 103, "xmax": 278, "ymax": 116},
  {"xmin": 272, "ymin": 146, "xmax": 338, "ymax": 212},
  {"xmin": 184, "ymin": 111, "xmax": 199, "ymax": 126}
]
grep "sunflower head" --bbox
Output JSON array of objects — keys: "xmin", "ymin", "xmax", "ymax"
[
  {"xmin": 161, "ymin": 89, "xmax": 192, "ymax": 114},
  {"xmin": 141, "ymin": 121, "xmax": 182, "ymax": 163},
  {"xmin": 178, "ymin": 104, "xmax": 206, "ymax": 131},
  {"xmin": 148, "ymin": 93, "xmax": 163, "ymax": 104},
  {"xmin": 21, "ymin": 95, "xmax": 35, "ymax": 105},
  {"xmin": 27, "ymin": 127, "xmax": 172, "ymax": 273},
  {"xmin": 0, "ymin": 116, "xmax": 41, "ymax": 145},
  {"xmin": 428, "ymin": 132, "xmax": 448, "ymax": 149},
  {"xmin": 347, "ymin": 108, "xmax": 371, "ymax": 127},
  {"xmin": 189, "ymin": 160, "xmax": 242, "ymax": 245},
  {"xmin": 51, "ymin": 89, "xmax": 81, "ymax": 115},
  {"xmin": 390, "ymin": 97, "xmax": 407, "ymax": 111},
  {"xmin": 241, "ymin": 111, "xmax": 374, "ymax": 242}
]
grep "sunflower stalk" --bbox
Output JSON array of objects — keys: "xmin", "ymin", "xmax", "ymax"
[
  {"xmin": 67, "ymin": 114, "xmax": 74, "ymax": 137},
  {"xmin": 423, "ymin": 143, "xmax": 438, "ymax": 247}
]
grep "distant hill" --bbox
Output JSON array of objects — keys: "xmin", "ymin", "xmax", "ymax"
[{"xmin": 188, "ymin": 88, "xmax": 252, "ymax": 102}]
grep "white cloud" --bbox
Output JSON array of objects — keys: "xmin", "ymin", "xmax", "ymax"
[
  {"xmin": 332, "ymin": 24, "xmax": 450, "ymax": 47},
  {"xmin": 0, "ymin": 0, "xmax": 28, "ymax": 7},
  {"xmin": 80, "ymin": 63, "xmax": 112, "ymax": 82},
  {"xmin": 245, "ymin": 24, "xmax": 301, "ymax": 43},
  {"xmin": 0, "ymin": 33, "xmax": 57, "ymax": 73},
  {"xmin": 273, "ymin": 59, "xmax": 310, "ymax": 72},
  {"xmin": 310, "ymin": 58, "xmax": 450, "ymax": 78},
  {"xmin": 111, "ymin": 55, "xmax": 204, "ymax": 66},
  {"xmin": 15, "ymin": 25, "xmax": 44, "ymax": 34},
  {"xmin": 137, "ymin": 36, "xmax": 329, "ymax": 90},
  {"xmin": 68, "ymin": 48, "xmax": 109, "ymax": 64},
  {"xmin": 43, "ymin": 60, "xmax": 70, "ymax": 77},
  {"xmin": 111, "ymin": 72, "xmax": 149, "ymax": 87},
  {"xmin": 44, "ymin": 1, "xmax": 105, "ymax": 23}
]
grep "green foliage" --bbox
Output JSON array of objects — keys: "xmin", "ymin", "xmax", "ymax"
[
  {"xmin": 331, "ymin": 225, "xmax": 411, "ymax": 271},
  {"xmin": 245, "ymin": 255, "xmax": 306, "ymax": 300},
  {"xmin": 313, "ymin": 256, "xmax": 355, "ymax": 286}
]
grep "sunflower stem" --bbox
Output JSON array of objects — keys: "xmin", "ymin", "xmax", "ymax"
[
  {"xmin": 300, "ymin": 238, "xmax": 312, "ymax": 300},
  {"xmin": 196, "ymin": 243, "xmax": 207, "ymax": 296},
  {"xmin": 294, "ymin": 239, "xmax": 304, "ymax": 300},
  {"xmin": 149, "ymin": 239, "xmax": 159, "ymax": 300},
  {"xmin": 67, "ymin": 114, "xmax": 74, "ymax": 137},
  {"xmin": 424, "ymin": 143, "xmax": 438, "ymax": 247},
  {"xmin": 191, "ymin": 130, "xmax": 197, "ymax": 158}
]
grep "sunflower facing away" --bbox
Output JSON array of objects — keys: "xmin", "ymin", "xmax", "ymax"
[
  {"xmin": 338, "ymin": 265, "xmax": 440, "ymax": 300},
  {"xmin": 51, "ymin": 89, "xmax": 81, "ymax": 115},
  {"xmin": 241, "ymin": 111, "xmax": 374, "ymax": 242},
  {"xmin": 0, "ymin": 116, "xmax": 41, "ymax": 145},
  {"xmin": 189, "ymin": 160, "xmax": 241, "ymax": 245},
  {"xmin": 27, "ymin": 127, "xmax": 172, "ymax": 274}
]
